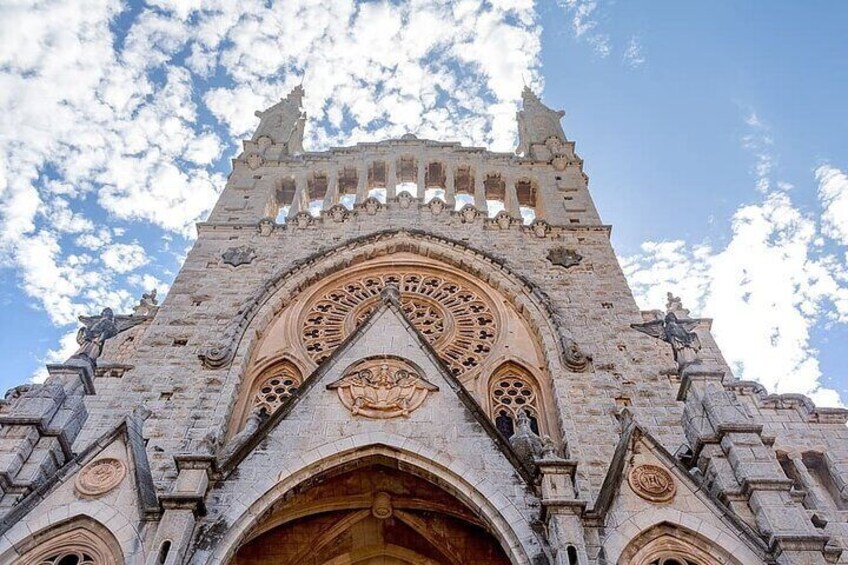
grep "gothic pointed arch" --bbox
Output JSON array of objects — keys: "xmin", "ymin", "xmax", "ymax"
[
  {"xmin": 486, "ymin": 360, "xmax": 552, "ymax": 440},
  {"xmin": 201, "ymin": 441, "xmax": 543, "ymax": 565},
  {"xmin": 200, "ymin": 230, "xmax": 591, "ymax": 378},
  {"xmin": 228, "ymin": 357, "xmax": 304, "ymax": 436},
  {"xmin": 12, "ymin": 517, "xmax": 123, "ymax": 565},
  {"xmin": 617, "ymin": 523, "xmax": 744, "ymax": 565}
]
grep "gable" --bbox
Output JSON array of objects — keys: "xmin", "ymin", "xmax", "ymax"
[{"xmin": 592, "ymin": 418, "xmax": 768, "ymax": 564}]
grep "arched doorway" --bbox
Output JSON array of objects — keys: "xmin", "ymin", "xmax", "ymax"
[{"xmin": 230, "ymin": 455, "xmax": 512, "ymax": 565}]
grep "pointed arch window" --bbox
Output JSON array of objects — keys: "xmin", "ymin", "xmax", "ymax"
[
  {"xmin": 251, "ymin": 362, "xmax": 302, "ymax": 418},
  {"xmin": 489, "ymin": 364, "xmax": 542, "ymax": 439}
]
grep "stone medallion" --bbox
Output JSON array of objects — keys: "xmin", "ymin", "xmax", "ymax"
[
  {"xmin": 628, "ymin": 464, "xmax": 676, "ymax": 502},
  {"xmin": 328, "ymin": 357, "xmax": 438, "ymax": 419},
  {"xmin": 75, "ymin": 458, "xmax": 126, "ymax": 497}
]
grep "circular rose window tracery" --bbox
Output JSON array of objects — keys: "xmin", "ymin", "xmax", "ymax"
[{"xmin": 301, "ymin": 270, "xmax": 498, "ymax": 375}]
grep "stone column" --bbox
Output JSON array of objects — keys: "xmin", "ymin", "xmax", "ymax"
[
  {"xmin": 356, "ymin": 163, "xmax": 368, "ymax": 204},
  {"xmin": 444, "ymin": 161, "xmax": 455, "ymax": 208},
  {"xmin": 417, "ymin": 156, "xmax": 426, "ymax": 200},
  {"xmin": 505, "ymin": 174, "xmax": 521, "ymax": 218},
  {"xmin": 323, "ymin": 167, "xmax": 339, "ymax": 211},
  {"xmin": 473, "ymin": 163, "xmax": 488, "ymax": 213},
  {"xmin": 386, "ymin": 159, "xmax": 397, "ymax": 200},
  {"xmin": 287, "ymin": 171, "xmax": 308, "ymax": 219}
]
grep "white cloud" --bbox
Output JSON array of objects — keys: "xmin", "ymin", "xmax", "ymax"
[
  {"xmin": 0, "ymin": 0, "xmax": 543, "ymax": 385},
  {"xmin": 101, "ymin": 242, "xmax": 149, "ymax": 274},
  {"xmin": 623, "ymin": 36, "xmax": 645, "ymax": 68},
  {"xmin": 816, "ymin": 164, "xmax": 848, "ymax": 247},
  {"xmin": 623, "ymin": 120, "xmax": 848, "ymax": 407}
]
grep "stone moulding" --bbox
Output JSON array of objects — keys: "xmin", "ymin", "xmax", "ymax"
[
  {"xmin": 327, "ymin": 357, "xmax": 438, "ymax": 419},
  {"xmin": 197, "ymin": 230, "xmax": 593, "ymax": 375},
  {"xmin": 724, "ymin": 380, "xmax": 848, "ymax": 425}
]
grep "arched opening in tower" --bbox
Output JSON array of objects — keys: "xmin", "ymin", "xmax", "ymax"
[{"xmin": 229, "ymin": 457, "xmax": 512, "ymax": 565}]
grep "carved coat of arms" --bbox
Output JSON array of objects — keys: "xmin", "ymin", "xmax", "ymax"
[{"xmin": 328, "ymin": 359, "xmax": 438, "ymax": 419}]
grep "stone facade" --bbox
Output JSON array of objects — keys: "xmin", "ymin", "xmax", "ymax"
[{"xmin": 1, "ymin": 87, "xmax": 847, "ymax": 565}]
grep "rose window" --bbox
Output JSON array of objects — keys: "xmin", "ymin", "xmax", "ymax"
[
  {"xmin": 301, "ymin": 271, "xmax": 498, "ymax": 375},
  {"xmin": 491, "ymin": 372, "xmax": 540, "ymax": 438},
  {"xmin": 253, "ymin": 369, "xmax": 301, "ymax": 416}
]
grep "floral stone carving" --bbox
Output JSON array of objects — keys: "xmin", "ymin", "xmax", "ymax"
[
  {"xmin": 75, "ymin": 457, "xmax": 126, "ymax": 497},
  {"xmin": 328, "ymin": 358, "xmax": 437, "ymax": 418},
  {"xmin": 222, "ymin": 246, "xmax": 257, "ymax": 267},
  {"xmin": 628, "ymin": 464, "xmax": 676, "ymax": 502}
]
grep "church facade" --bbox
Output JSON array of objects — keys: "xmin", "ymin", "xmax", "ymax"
[{"xmin": 1, "ymin": 87, "xmax": 847, "ymax": 565}]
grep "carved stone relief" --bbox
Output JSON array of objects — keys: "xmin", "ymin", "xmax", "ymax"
[
  {"xmin": 628, "ymin": 464, "xmax": 676, "ymax": 502},
  {"xmin": 301, "ymin": 269, "xmax": 498, "ymax": 376},
  {"xmin": 75, "ymin": 457, "xmax": 126, "ymax": 497},
  {"xmin": 326, "ymin": 204, "xmax": 350, "ymax": 223},
  {"xmin": 258, "ymin": 217, "xmax": 276, "ymax": 236},
  {"xmin": 222, "ymin": 246, "xmax": 257, "ymax": 267},
  {"xmin": 427, "ymin": 198, "xmax": 446, "ymax": 215},
  {"xmin": 397, "ymin": 191, "xmax": 414, "ymax": 209},
  {"xmin": 458, "ymin": 204, "xmax": 480, "ymax": 223},
  {"xmin": 547, "ymin": 248, "xmax": 582, "ymax": 269},
  {"xmin": 328, "ymin": 357, "xmax": 437, "ymax": 418}
]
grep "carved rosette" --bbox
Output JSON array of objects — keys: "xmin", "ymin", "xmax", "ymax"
[
  {"xmin": 75, "ymin": 458, "xmax": 126, "ymax": 497},
  {"xmin": 458, "ymin": 204, "xmax": 480, "ymax": 223},
  {"xmin": 356, "ymin": 197, "xmax": 384, "ymax": 215},
  {"xmin": 328, "ymin": 358, "xmax": 438, "ymax": 419},
  {"xmin": 628, "ymin": 464, "xmax": 676, "ymax": 502}
]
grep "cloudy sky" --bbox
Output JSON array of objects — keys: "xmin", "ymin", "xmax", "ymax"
[{"xmin": 0, "ymin": 0, "xmax": 846, "ymax": 405}]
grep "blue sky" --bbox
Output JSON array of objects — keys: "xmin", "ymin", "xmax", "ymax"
[{"xmin": 0, "ymin": 0, "xmax": 846, "ymax": 405}]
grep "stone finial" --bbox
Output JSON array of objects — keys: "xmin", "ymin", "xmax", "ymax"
[
  {"xmin": 516, "ymin": 86, "xmax": 567, "ymax": 160},
  {"xmin": 132, "ymin": 289, "xmax": 159, "ymax": 316},
  {"xmin": 253, "ymin": 85, "xmax": 306, "ymax": 155},
  {"xmin": 665, "ymin": 291, "xmax": 690, "ymax": 318}
]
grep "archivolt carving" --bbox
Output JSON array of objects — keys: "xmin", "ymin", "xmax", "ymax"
[
  {"xmin": 301, "ymin": 269, "xmax": 498, "ymax": 376},
  {"xmin": 201, "ymin": 230, "xmax": 591, "ymax": 376},
  {"xmin": 17, "ymin": 520, "xmax": 124, "ymax": 565}
]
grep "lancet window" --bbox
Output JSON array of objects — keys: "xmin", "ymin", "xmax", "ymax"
[
  {"xmin": 516, "ymin": 179, "xmax": 538, "ymax": 224},
  {"xmin": 307, "ymin": 173, "xmax": 328, "ymax": 215},
  {"xmin": 274, "ymin": 177, "xmax": 296, "ymax": 222},
  {"xmin": 367, "ymin": 161, "xmax": 387, "ymax": 202},
  {"xmin": 484, "ymin": 174, "xmax": 506, "ymax": 217},
  {"xmin": 489, "ymin": 365, "xmax": 542, "ymax": 438},
  {"xmin": 454, "ymin": 165, "xmax": 475, "ymax": 210},
  {"xmin": 338, "ymin": 167, "xmax": 358, "ymax": 209}
]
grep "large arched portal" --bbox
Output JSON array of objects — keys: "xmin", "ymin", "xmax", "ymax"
[{"xmin": 229, "ymin": 456, "xmax": 512, "ymax": 565}]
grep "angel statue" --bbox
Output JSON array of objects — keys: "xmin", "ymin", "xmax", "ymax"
[
  {"xmin": 71, "ymin": 308, "xmax": 120, "ymax": 365},
  {"xmin": 631, "ymin": 312, "xmax": 701, "ymax": 370}
]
